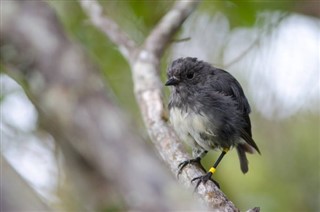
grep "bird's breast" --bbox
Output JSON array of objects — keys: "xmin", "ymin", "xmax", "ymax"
[
  {"xmin": 169, "ymin": 107, "xmax": 190, "ymax": 141},
  {"xmin": 169, "ymin": 107, "xmax": 217, "ymax": 150}
]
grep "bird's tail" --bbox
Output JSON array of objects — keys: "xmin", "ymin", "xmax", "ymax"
[
  {"xmin": 236, "ymin": 143, "xmax": 253, "ymax": 174},
  {"xmin": 237, "ymin": 128, "xmax": 261, "ymax": 173}
]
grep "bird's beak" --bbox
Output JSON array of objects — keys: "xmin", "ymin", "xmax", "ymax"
[{"xmin": 165, "ymin": 77, "xmax": 179, "ymax": 86}]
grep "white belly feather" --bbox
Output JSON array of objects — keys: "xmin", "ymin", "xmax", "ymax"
[{"xmin": 170, "ymin": 107, "xmax": 216, "ymax": 150}]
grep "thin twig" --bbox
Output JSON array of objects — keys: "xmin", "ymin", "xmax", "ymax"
[
  {"xmin": 224, "ymin": 13, "xmax": 289, "ymax": 68},
  {"xmin": 224, "ymin": 38, "xmax": 260, "ymax": 68},
  {"xmin": 171, "ymin": 37, "xmax": 191, "ymax": 43}
]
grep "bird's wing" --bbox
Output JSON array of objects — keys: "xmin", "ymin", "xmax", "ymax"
[
  {"xmin": 212, "ymin": 69, "xmax": 260, "ymax": 153},
  {"xmin": 213, "ymin": 69, "xmax": 251, "ymax": 114}
]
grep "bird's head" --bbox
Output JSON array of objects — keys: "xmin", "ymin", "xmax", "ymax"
[{"xmin": 165, "ymin": 57, "xmax": 213, "ymax": 94}]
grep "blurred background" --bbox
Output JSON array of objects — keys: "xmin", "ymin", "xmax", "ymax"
[{"xmin": 1, "ymin": 0, "xmax": 319, "ymax": 211}]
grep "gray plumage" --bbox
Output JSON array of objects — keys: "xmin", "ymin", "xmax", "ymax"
[{"xmin": 166, "ymin": 57, "xmax": 260, "ymax": 174}]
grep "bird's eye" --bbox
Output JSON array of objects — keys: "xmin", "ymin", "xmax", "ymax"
[{"xmin": 186, "ymin": 73, "xmax": 194, "ymax": 79}]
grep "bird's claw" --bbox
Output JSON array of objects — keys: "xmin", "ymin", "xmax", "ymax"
[
  {"xmin": 177, "ymin": 158, "xmax": 220, "ymax": 191},
  {"xmin": 177, "ymin": 157, "xmax": 201, "ymax": 177},
  {"xmin": 191, "ymin": 172, "xmax": 220, "ymax": 191}
]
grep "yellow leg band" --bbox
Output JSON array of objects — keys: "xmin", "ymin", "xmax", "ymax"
[
  {"xmin": 209, "ymin": 167, "xmax": 216, "ymax": 174},
  {"xmin": 223, "ymin": 148, "xmax": 229, "ymax": 153}
]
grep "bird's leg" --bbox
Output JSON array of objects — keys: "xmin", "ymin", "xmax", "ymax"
[
  {"xmin": 192, "ymin": 148, "xmax": 229, "ymax": 190},
  {"xmin": 177, "ymin": 149, "xmax": 207, "ymax": 176}
]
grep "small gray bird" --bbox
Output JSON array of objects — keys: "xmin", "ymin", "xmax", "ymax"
[{"xmin": 165, "ymin": 57, "xmax": 260, "ymax": 189}]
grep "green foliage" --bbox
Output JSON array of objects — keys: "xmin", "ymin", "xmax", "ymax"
[{"xmin": 201, "ymin": 0, "xmax": 293, "ymax": 27}]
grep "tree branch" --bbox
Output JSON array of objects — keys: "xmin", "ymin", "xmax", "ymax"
[
  {"xmin": 80, "ymin": 0, "xmax": 244, "ymax": 211},
  {"xmin": 144, "ymin": 0, "xmax": 200, "ymax": 58},
  {"xmin": 80, "ymin": 0, "xmax": 136, "ymax": 63}
]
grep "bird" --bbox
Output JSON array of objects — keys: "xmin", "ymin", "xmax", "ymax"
[{"xmin": 165, "ymin": 57, "xmax": 260, "ymax": 189}]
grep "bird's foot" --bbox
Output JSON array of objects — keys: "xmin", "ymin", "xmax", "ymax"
[
  {"xmin": 191, "ymin": 172, "xmax": 220, "ymax": 191},
  {"xmin": 177, "ymin": 157, "xmax": 201, "ymax": 177}
]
